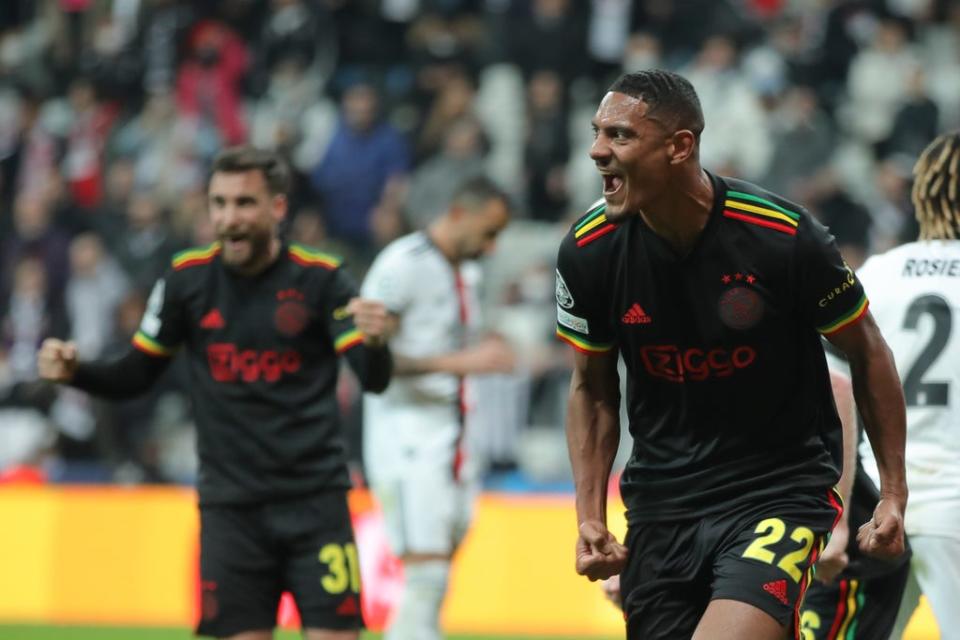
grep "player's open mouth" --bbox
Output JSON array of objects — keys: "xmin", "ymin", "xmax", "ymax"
[
  {"xmin": 602, "ymin": 174, "xmax": 624, "ymax": 197},
  {"xmin": 222, "ymin": 235, "xmax": 249, "ymax": 251}
]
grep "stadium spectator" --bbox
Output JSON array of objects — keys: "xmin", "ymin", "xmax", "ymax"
[
  {"xmin": 3, "ymin": 256, "xmax": 67, "ymax": 383},
  {"xmin": 682, "ymin": 34, "xmax": 773, "ymax": 180},
  {"xmin": 37, "ymin": 146, "xmax": 394, "ymax": 640},
  {"xmin": 361, "ymin": 177, "xmax": 514, "ymax": 640},
  {"xmin": 843, "ymin": 17, "xmax": 919, "ymax": 145},
  {"xmin": 556, "ymin": 70, "xmax": 906, "ymax": 639},
  {"xmin": 65, "ymin": 232, "xmax": 129, "ymax": 360},
  {"xmin": 1, "ymin": 192, "xmax": 71, "ymax": 307},
  {"xmin": 175, "ymin": 19, "xmax": 249, "ymax": 147},
  {"xmin": 310, "ymin": 80, "xmax": 410, "ymax": 254},
  {"xmin": 404, "ymin": 116, "xmax": 488, "ymax": 230},
  {"xmin": 524, "ymin": 69, "xmax": 571, "ymax": 221}
]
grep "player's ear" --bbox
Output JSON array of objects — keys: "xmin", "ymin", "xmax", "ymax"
[
  {"xmin": 272, "ymin": 194, "xmax": 288, "ymax": 223},
  {"xmin": 668, "ymin": 130, "xmax": 697, "ymax": 165}
]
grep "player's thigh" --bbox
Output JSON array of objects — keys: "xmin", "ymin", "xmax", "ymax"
[
  {"xmin": 911, "ymin": 535, "xmax": 960, "ymax": 638},
  {"xmin": 197, "ymin": 504, "xmax": 282, "ymax": 638},
  {"xmin": 374, "ymin": 465, "xmax": 464, "ymax": 556},
  {"xmin": 620, "ymin": 521, "xmax": 710, "ymax": 640},
  {"xmin": 693, "ymin": 598, "xmax": 786, "ymax": 640},
  {"xmin": 801, "ymin": 564, "xmax": 911, "ymax": 640},
  {"xmin": 712, "ymin": 489, "xmax": 840, "ymax": 634},
  {"xmin": 275, "ymin": 491, "xmax": 364, "ymax": 633}
]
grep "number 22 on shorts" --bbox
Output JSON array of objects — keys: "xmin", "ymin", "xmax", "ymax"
[
  {"xmin": 319, "ymin": 542, "xmax": 361, "ymax": 594},
  {"xmin": 742, "ymin": 517, "xmax": 815, "ymax": 582}
]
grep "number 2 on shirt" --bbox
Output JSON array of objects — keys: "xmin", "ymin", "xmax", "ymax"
[
  {"xmin": 319, "ymin": 542, "xmax": 361, "ymax": 594},
  {"xmin": 741, "ymin": 517, "xmax": 815, "ymax": 582}
]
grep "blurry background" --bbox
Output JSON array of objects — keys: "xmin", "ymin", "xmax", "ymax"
[{"xmin": 0, "ymin": 0, "xmax": 952, "ymax": 637}]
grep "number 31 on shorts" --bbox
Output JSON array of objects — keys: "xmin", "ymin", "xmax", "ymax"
[
  {"xmin": 741, "ymin": 518, "xmax": 816, "ymax": 582},
  {"xmin": 319, "ymin": 542, "xmax": 361, "ymax": 594}
]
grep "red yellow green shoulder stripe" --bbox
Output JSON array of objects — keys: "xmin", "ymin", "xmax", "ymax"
[
  {"xmin": 573, "ymin": 201, "xmax": 617, "ymax": 248},
  {"xmin": 172, "ymin": 242, "xmax": 221, "ymax": 270},
  {"xmin": 334, "ymin": 328, "xmax": 364, "ymax": 354},
  {"xmin": 555, "ymin": 326, "xmax": 613, "ymax": 355},
  {"xmin": 723, "ymin": 190, "xmax": 800, "ymax": 236},
  {"xmin": 818, "ymin": 294, "xmax": 869, "ymax": 336},
  {"xmin": 132, "ymin": 331, "xmax": 174, "ymax": 357},
  {"xmin": 289, "ymin": 244, "xmax": 342, "ymax": 270}
]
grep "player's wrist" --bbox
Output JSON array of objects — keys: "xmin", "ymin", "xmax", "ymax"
[{"xmin": 878, "ymin": 486, "xmax": 908, "ymax": 505}]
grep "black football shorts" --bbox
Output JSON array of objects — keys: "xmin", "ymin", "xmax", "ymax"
[
  {"xmin": 196, "ymin": 490, "xmax": 364, "ymax": 638},
  {"xmin": 620, "ymin": 487, "xmax": 842, "ymax": 640}
]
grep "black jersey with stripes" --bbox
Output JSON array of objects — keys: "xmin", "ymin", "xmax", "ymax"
[
  {"xmin": 555, "ymin": 172, "xmax": 869, "ymax": 523},
  {"xmin": 130, "ymin": 242, "xmax": 370, "ymax": 505}
]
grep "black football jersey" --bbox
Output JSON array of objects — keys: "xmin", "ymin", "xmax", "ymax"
[
  {"xmin": 556, "ymin": 173, "xmax": 869, "ymax": 523},
  {"xmin": 133, "ymin": 242, "xmax": 368, "ymax": 505}
]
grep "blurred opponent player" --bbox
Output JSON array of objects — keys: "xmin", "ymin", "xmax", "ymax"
[
  {"xmin": 361, "ymin": 177, "xmax": 513, "ymax": 640},
  {"xmin": 37, "ymin": 146, "xmax": 392, "ymax": 640},
  {"xmin": 556, "ymin": 70, "xmax": 907, "ymax": 639},
  {"xmin": 856, "ymin": 130, "xmax": 960, "ymax": 639}
]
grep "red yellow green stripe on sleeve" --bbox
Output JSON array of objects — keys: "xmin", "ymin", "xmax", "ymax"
[
  {"xmin": 818, "ymin": 294, "xmax": 869, "ymax": 336},
  {"xmin": 289, "ymin": 244, "xmax": 342, "ymax": 270},
  {"xmin": 172, "ymin": 242, "xmax": 221, "ymax": 270},
  {"xmin": 555, "ymin": 326, "xmax": 613, "ymax": 355},
  {"xmin": 132, "ymin": 331, "xmax": 174, "ymax": 357},
  {"xmin": 334, "ymin": 328, "xmax": 364, "ymax": 353}
]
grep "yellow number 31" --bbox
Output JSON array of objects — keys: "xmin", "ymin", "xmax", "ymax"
[
  {"xmin": 742, "ymin": 517, "xmax": 815, "ymax": 582},
  {"xmin": 319, "ymin": 543, "xmax": 361, "ymax": 594}
]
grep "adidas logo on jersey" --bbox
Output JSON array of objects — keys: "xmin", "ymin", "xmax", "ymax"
[
  {"xmin": 336, "ymin": 595, "xmax": 359, "ymax": 616},
  {"xmin": 762, "ymin": 579, "xmax": 789, "ymax": 605},
  {"xmin": 200, "ymin": 309, "xmax": 225, "ymax": 330},
  {"xmin": 622, "ymin": 303, "xmax": 652, "ymax": 324}
]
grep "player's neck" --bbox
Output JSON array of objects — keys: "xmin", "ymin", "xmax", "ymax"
[
  {"xmin": 426, "ymin": 221, "xmax": 460, "ymax": 265},
  {"xmin": 639, "ymin": 169, "xmax": 714, "ymax": 256}
]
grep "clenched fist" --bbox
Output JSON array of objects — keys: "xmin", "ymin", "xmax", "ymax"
[
  {"xmin": 37, "ymin": 338, "xmax": 79, "ymax": 383},
  {"xmin": 857, "ymin": 495, "xmax": 907, "ymax": 560},
  {"xmin": 576, "ymin": 520, "xmax": 628, "ymax": 581},
  {"xmin": 345, "ymin": 298, "xmax": 394, "ymax": 348}
]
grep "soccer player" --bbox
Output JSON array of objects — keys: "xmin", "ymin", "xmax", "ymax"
[
  {"xmin": 801, "ymin": 365, "xmax": 911, "ymax": 640},
  {"xmin": 36, "ymin": 146, "xmax": 392, "ymax": 640},
  {"xmin": 360, "ymin": 176, "xmax": 513, "ymax": 640},
  {"xmin": 556, "ymin": 70, "xmax": 907, "ymax": 639},
  {"xmin": 855, "ymin": 130, "xmax": 960, "ymax": 638}
]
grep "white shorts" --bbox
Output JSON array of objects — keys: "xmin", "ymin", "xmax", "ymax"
[
  {"xmin": 371, "ymin": 460, "xmax": 477, "ymax": 557},
  {"xmin": 891, "ymin": 535, "xmax": 960, "ymax": 640}
]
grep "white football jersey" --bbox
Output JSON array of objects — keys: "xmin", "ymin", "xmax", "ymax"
[
  {"xmin": 857, "ymin": 240, "xmax": 960, "ymax": 539},
  {"xmin": 361, "ymin": 232, "xmax": 483, "ymax": 477}
]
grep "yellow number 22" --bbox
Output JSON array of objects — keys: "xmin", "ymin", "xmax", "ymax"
[{"xmin": 741, "ymin": 517, "xmax": 815, "ymax": 582}]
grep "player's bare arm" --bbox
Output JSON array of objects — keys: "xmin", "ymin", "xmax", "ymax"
[
  {"xmin": 827, "ymin": 312, "xmax": 907, "ymax": 560},
  {"xmin": 566, "ymin": 348, "xmax": 626, "ymax": 581},
  {"xmin": 816, "ymin": 369, "xmax": 857, "ymax": 583},
  {"xmin": 391, "ymin": 334, "xmax": 515, "ymax": 377}
]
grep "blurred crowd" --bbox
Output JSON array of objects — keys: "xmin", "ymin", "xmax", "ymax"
[{"xmin": 1, "ymin": 0, "xmax": 958, "ymax": 486}]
